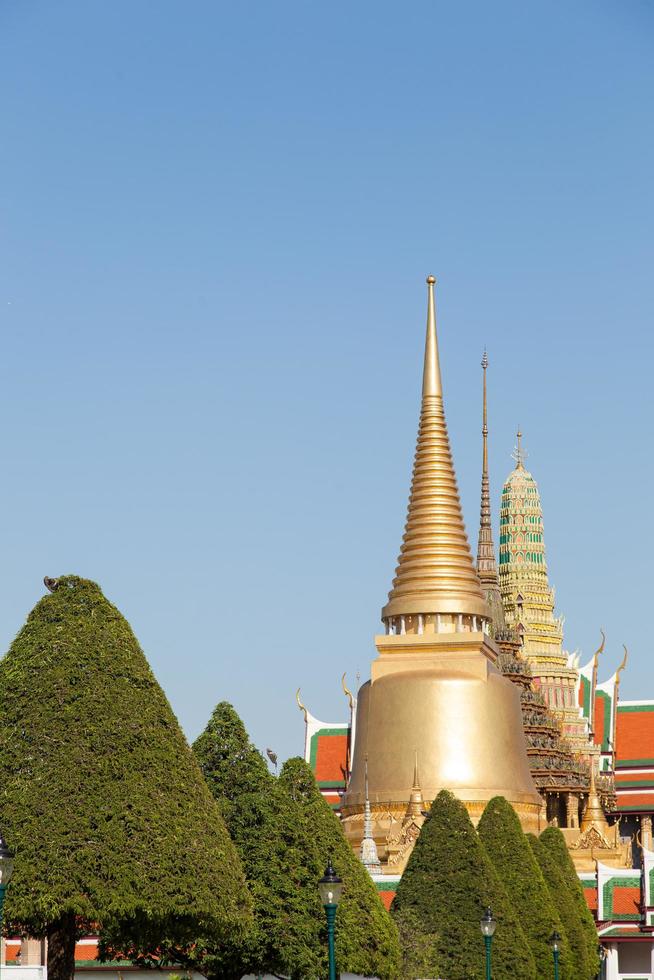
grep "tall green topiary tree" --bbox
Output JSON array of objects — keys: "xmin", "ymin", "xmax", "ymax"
[
  {"xmin": 192, "ymin": 702, "xmax": 309, "ymax": 979},
  {"xmin": 477, "ymin": 797, "xmax": 575, "ymax": 980},
  {"xmin": 540, "ymin": 827, "xmax": 600, "ymax": 978},
  {"xmin": 278, "ymin": 757, "xmax": 401, "ymax": 980},
  {"xmin": 391, "ymin": 789, "xmax": 537, "ymax": 980},
  {"xmin": 0, "ymin": 576, "xmax": 251, "ymax": 980},
  {"xmin": 528, "ymin": 832, "xmax": 598, "ymax": 980}
]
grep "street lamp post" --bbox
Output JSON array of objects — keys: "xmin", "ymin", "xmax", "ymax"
[
  {"xmin": 0, "ymin": 837, "xmax": 14, "ymax": 971},
  {"xmin": 598, "ymin": 943, "xmax": 607, "ymax": 980},
  {"xmin": 318, "ymin": 858, "xmax": 343, "ymax": 980},
  {"xmin": 480, "ymin": 907, "xmax": 496, "ymax": 980},
  {"xmin": 550, "ymin": 931, "xmax": 561, "ymax": 980}
]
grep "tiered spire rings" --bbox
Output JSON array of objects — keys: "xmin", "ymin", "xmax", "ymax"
[{"xmin": 382, "ymin": 277, "xmax": 489, "ymax": 627}]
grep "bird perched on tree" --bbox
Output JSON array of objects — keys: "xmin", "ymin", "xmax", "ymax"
[
  {"xmin": 266, "ymin": 748, "xmax": 278, "ymax": 772},
  {"xmin": 43, "ymin": 577, "xmax": 59, "ymax": 593}
]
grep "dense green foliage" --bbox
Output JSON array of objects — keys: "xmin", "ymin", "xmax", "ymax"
[
  {"xmin": 528, "ymin": 832, "xmax": 598, "ymax": 980},
  {"xmin": 278, "ymin": 757, "xmax": 400, "ymax": 980},
  {"xmin": 194, "ymin": 705, "xmax": 400, "ymax": 980},
  {"xmin": 0, "ymin": 577, "xmax": 251, "ymax": 969},
  {"xmin": 540, "ymin": 827, "xmax": 600, "ymax": 978},
  {"xmin": 391, "ymin": 790, "xmax": 537, "ymax": 980},
  {"xmin": 477, "ymin": 797, "xmax": 575, "ymax": 980},
  {"xmin": 192, "ymin": 702, "xmax": 304, "ymax": 979}
]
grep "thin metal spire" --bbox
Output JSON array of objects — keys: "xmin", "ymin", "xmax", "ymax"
[
  {"xmin": 512, "ymin": 428, "xmax": 527, "ymax": 469},
  {"xmin": 476, "ymin": 351, "xmax": 504, "ymax": 628},
  {"xmin": 359, "ymin": 757, "xmax": 381, "ymax": 874}
]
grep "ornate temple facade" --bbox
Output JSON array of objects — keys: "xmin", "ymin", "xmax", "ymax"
[{"xmin": 299, "ymin": 279, "xmax": 654, "ymax": 978}]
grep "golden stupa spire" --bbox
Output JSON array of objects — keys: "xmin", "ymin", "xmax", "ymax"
[
  {"xmin": 404, "ymin": 750, "xmax": 424, "ymax": 820},
  {"xmin": 476, "ymin": 351, "xmax": 504, "ymax": 627},
  {"xmin": 382, "ymin": 277, "xmax": 488, "ymax": 623},
  {"xmin": 580, "ymin": 764, "xmax": 610, "ymax": 833}
]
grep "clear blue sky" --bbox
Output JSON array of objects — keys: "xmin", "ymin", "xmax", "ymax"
[{"xmin": 1, "ymin": 1, "xmax": 652, "ymax": 763}]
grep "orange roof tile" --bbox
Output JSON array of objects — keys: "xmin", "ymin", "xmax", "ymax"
[{"xmin": 314, "ymin": 733, "xmax": 348, "ymax": 783}]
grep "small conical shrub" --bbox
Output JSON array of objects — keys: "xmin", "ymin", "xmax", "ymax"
[
  {"xmin": 194, "ymin": 703, "xmax": 317, "ymax": 979},
  {"xmin": 540, "ymin": 827, "xmax": 600, "ymax": 978},
  {"xmin": 0, "ymin": 577, "xmax": 251, "ymax": 980},
  {"xmin": 478, "ymin": 797, "xmax": 575, "ymax": 980},
  {"xmin": 279, "ymin": 757, "xmax": 401, "ymax": 980},
  {"xmin": 391, "ymin": 790, "xmax": 537, "ymax": 980},
  {"xmin": 528, "ymin": 833, "xmax": 593, "ymax": 978}
]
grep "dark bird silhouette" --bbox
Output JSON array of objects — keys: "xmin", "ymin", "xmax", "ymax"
[
  {"xmin": 266, "ymin": 748, "xmax": 278, "ymax": 770},
  {"xmin": 43, "ymin": 577, "xmax": 59, "ymax": 593}
]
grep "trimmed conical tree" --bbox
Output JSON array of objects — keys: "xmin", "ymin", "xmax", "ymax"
[
  {"xmin": 192, "ymin": 702, "xmax": 309, "ymax": 979},
  {"xmin": 540, "ymin": 827, "xmax": 600, "ymax": 978},
  {"xmin": 528, "ymin": 832, "xmax": 596, "ymax": 980},
  {"xmin": 0, "ymin": 576, "xmax": 251, "ymax": 980},
  {"xmin": 278, "ymin": 757, "xmax": 401, "ymax": 980},
  {"xmin": 391, "ymin": 790, "xmax": 537, "ymax": 980},
  {"xmin": 477, "ymin": 797, "xmax": 575, "ymax": 980}
]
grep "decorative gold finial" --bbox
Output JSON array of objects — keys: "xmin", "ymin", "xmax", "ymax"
[
  {"xmin": 593, "ymin": 629, "xmax": 606, "ymax": 668},
  {"xmin": 580, "ymin": 762, "xmax": 610, "ymax": 833},
  {"xmin": 512, "ymin": 428, "xmax": 527, "ymax": 469},
  {"xmin": 295, "ymin": 688, "xmax": 308, "ymax": 722},
  {"xmin": 617, "ymin": 645, "xmax": 628, "ymax": 678},
  {"xmin": 422, "ymin": 275, "xmax": 443, "ymax": 399},
  {"xmin": 412, "ymin": 749, "xmax": 420, "ymax": 790},
  {"xmin": 341, "ymin": 672, "xmax": 355, "ymax": 711}
]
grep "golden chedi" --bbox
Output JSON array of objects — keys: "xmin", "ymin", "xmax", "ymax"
[{"xmin": 340, "ymin": 278, "xmax": 543, "ymax": 866}]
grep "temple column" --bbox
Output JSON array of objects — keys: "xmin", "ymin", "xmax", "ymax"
[
  {"xmin": 642, "ymin": 814, "xmax": 653, "ymax": 850},
  {"xmin": 566, "ymin": 792, "xmax": 579, "ymax": 829},
  {"xmin": 604, "ymin": 943, "xmax": 618, "ymax": 980}
]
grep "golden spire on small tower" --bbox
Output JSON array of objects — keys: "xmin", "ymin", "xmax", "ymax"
[
  {"xmin": 405, "ymin": 750, "xmax": 425, "ymax": 820},
  {"xmin": 580, "ymin": 764, "xmax": 610, "ymax": 833},
  {"xmin": 382, "ymin": 277, "xmax": 488, "ymax": 622}
]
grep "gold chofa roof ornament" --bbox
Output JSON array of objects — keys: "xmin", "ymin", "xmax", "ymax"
[{"xmin": 382, "ymin": 276, "xmax": 488, "ymax": 623}]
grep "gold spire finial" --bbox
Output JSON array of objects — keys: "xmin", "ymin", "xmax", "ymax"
[
  {"xmin": 382, "ymin": 279, "xmax": 488, "ymax": 622},
  {"xmin": 422, "ymin": 275, "xmax": 442, "ymax": 399},
  {"xmin": 581, "ymin": 762, "xmax": 610, "ymax": 832},
  {"xmin": 512, "ymin": 428, "xmax": 527, "ymax": 469},
  {"xmin": 405, "ymin": 750, "xmax": 424, "ymax": 820},
  {"xmin": 295, "ymin": 688, "xmax": 308, "ymax": 722},
  {"xmin": 412, "ymin": 749, "xmax": 420, "ymax": 790},
  {"xmin": 617, "ymin": 645, "xmax": 628, "ymax": 678},
  {"xmin": 593, "ymin": 629, "xmax": 606, "ymax": 668},
  {"xmin": 341, "ymin": 672, "xmax": 355, "ymax": 711}
]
